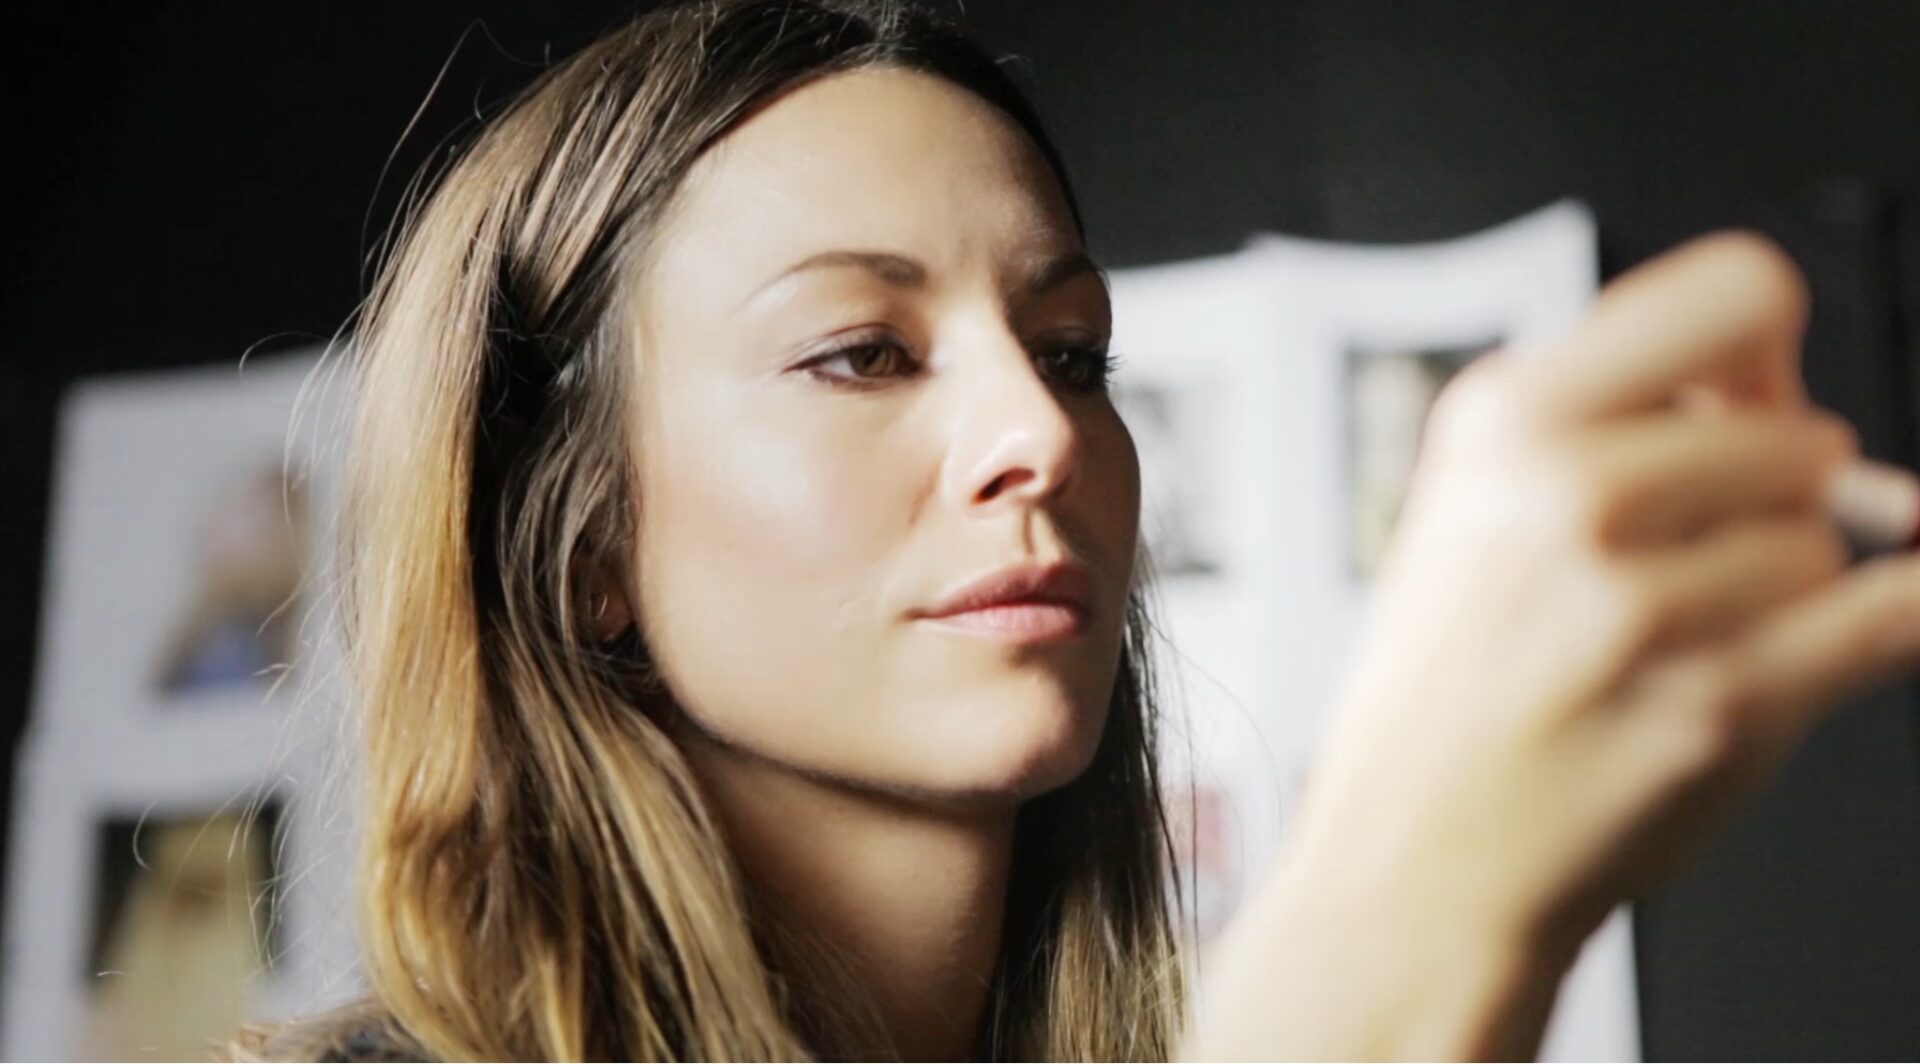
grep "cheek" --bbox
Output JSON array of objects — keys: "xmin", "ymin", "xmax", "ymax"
[
  {"xmin": 632, "ymin": 392, "xmax": 911, "ymax": 721},
  {"xmin": 674, "ymin": 427, "xmax": 868, "ymax": 573}
]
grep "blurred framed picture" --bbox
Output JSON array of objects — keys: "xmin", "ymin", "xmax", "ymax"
[
  {"xmin": 153, "ymin": 465, "xmax": 310, "ymax": 696},
  {"xmin": 1342, "ymin": 337, "xmax": 1501, "ymax": 580},
  {"xmin": 4, "ymin": 351, "xmax": 361, "ymax": 1060},
  {"xmin": 1113, "ymin": 377, "xmax": 1228, "ymax": 580},
  {"xmin": 30, "ymin": 356, "xmax": 330, "ymax": 724},
  {"xmin": 80, "ymin": 801, "xmax": 285, "ymax": 1061}
]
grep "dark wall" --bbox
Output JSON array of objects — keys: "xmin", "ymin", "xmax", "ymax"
[{"xmin": 5, "ymin": 2, "xmax": 1918, "ymax": 1057}]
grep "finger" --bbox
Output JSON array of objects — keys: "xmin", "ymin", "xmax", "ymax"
[
  {"xmin": 1511, "ymin": 231, "xmax": 1810, "ymax": 425},
  {"xmin": 1572, "ymin": 409, "xmax": 1856, "ymax": 545},
  {"xmin": 1732, "ymin": 552, "xmax": 1920, "ymax": 749},
  {"xmin": 1629, "ymin": 514, "xmax": 1847, "ymax": 652}
]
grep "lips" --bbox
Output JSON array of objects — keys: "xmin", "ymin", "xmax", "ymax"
[{"xmin": 911, "ymin": 560, "xmax": 1095, "ymax": 630}]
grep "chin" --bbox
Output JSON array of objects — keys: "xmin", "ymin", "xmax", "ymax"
[{"xmin": 903, "ymin": 685, "xmax": 1110, "ymax": 804}]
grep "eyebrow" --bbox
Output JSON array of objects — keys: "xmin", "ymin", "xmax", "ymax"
[{"xmin": 740, "ymin": 248, "xmax": 1106, "ymax": 309}]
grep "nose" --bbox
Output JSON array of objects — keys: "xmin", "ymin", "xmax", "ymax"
[{"xmin": 943, "ymin": 332, "xmax": 1081, "ymax": 513}]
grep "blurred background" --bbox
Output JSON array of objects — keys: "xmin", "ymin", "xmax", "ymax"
[{"xmin": 2, "ymin": 1, "xmax": 1917, "ymax": 1058}]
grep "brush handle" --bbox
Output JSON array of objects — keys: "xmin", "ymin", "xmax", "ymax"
[{"xmin": 1826, "ymin": 459, "xmax": 1920, "ymax": 554}]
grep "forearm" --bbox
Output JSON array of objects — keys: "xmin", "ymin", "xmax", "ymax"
[{"xmin": 1176, "ymin": 837, "xmax": 1575, "ymax": 1061}]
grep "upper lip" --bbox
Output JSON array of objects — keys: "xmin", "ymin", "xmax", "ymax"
[{"xmin": 912, "ymin": 559, "xmax": 1095, "ymax": 620}]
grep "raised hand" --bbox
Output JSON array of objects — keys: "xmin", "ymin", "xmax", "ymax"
[{"xmin": 1182, "ymin": 232, "xmax": 1920, "ymax": 1061}]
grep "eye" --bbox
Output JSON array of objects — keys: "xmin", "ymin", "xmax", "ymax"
[
  {"xmin": 1037, "ymin": 341, "xmax": 1121, "ymax": 394},
  {"xmin": 799, "ymin": 338, "xmax": 921, "ymax": 390}
]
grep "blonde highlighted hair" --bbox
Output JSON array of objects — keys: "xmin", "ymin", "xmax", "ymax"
[{"xmin": 242, "ymin": 1, "xmax": 1188, "ymax": 1058}]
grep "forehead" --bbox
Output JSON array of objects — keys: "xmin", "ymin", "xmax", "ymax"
[{"xmin": 647, "ymin": 66, "xmax": 1079, "ymax": 300}]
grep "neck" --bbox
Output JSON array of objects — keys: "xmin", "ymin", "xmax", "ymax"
[{"xmin": 674, "ymin": 724, "xmax": 1017, "ymax": 1061}]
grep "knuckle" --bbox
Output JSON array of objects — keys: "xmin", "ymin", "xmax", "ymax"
[
  {"xmin": 1669, "ymin": 656, "xmax": 1752, "ymax": 769},
  {"xmin": 1701, "ymin": 230, "xmax": 1811, "ymax": 331},
  {"xmin": 1764, "ymin": 517, "xmax": 1849, "ymax": 592},
  {"xmin": 1527, "ymin": 445, "xmax": 1619, "ymax": 547},
  {"xmin": 1587, "ymin": 561, "xmax": 1664, "ymax": 657},
  {"xmin": 1799, "ymin": 520, "xmax": 1850, "ymax": 581}
]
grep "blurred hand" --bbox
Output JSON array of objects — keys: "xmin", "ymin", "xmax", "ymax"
[{"xmin": 1183, "ymin": 232, "xmax": 1920, "ymax": 1060}]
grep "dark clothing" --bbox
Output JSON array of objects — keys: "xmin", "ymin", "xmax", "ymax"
[{"xmin": 227, "ymin": 998, "xmax": 428, "ymax": 1064}]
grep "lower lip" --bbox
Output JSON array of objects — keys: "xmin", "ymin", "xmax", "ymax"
[{"xmin": 916, "ymin": 602, "xmax": 1087, "ymax": 642}]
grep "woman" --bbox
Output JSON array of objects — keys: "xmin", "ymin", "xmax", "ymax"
[{"xmin": 238, "ymin": 0, "xmax": 1920, "ymax": 1059}]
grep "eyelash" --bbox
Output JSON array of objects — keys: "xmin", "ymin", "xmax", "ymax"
[{"xmin": 799, "ymin": 337, "xmax": 1123, "ymax": 394}]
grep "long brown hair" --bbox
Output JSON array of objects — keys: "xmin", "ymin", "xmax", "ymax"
[{"xmin": 253, "ymin": 1, "xmax": 1187, "ymax": 1058}]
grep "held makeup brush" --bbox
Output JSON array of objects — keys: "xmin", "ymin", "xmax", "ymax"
[{"xmin": 1825, "ymin": 458, "xmax": 1920, "ymax": 554}]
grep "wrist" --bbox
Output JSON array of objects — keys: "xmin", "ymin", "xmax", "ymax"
[
  {"xmin": 1187, "ymin": 830, "xmax": 1578, "ymax": 1061},
  {"xmin": 1281, "ymin": 740, "xmax": 1608, "ymax": 990}
]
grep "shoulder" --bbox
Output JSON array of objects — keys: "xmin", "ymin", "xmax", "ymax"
[{"xmin": 223, "ymin": 996, "xmax": 431, "ymax": 1064}]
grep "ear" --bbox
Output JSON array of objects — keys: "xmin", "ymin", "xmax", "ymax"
[{"xmin": 585, "ymin": 558, "xmax": 636, "ymax": 643}]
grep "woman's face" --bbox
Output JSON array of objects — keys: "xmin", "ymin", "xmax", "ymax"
[{"xmin": 625, "ymin": 67, "xmax": 1139, "ymax": 807}]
